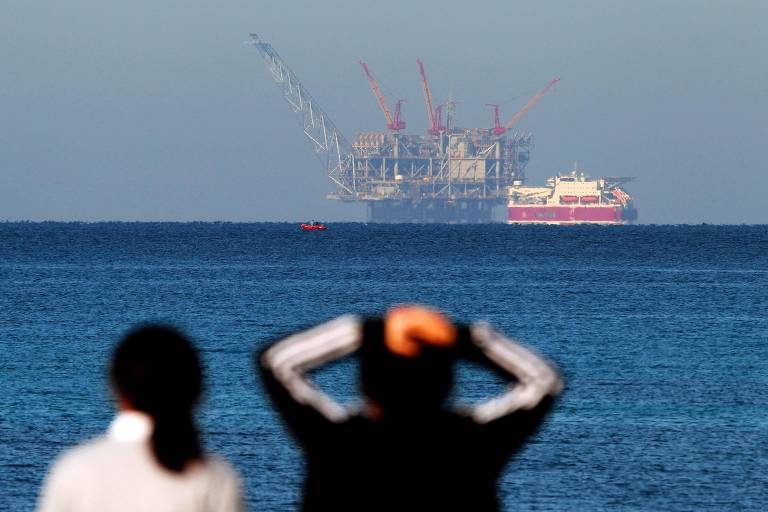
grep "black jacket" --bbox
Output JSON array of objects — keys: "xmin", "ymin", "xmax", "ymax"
[{"xmin": 259, "ymin": 316, "xmax": 561, "ymax": 511}]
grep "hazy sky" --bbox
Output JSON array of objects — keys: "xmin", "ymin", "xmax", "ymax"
[{"xmin": 2, "ymin": 0, "xmax": 766, "ymax": 223}]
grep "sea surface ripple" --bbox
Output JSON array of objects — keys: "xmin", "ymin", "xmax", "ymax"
[{"xmin": 0, "ymin": 223, "xmax": 766, "ymax": 510}]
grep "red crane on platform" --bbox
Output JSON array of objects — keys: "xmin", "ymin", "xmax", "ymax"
[
  {"xmin": 491, "ymin": 77, "xmax": 560, "ymax": 136},
  {"xmin": 359, "ymin": 61, "xmax": 405, "ymax": 131},
  {"xmin": 417, "ymin": 58, "xmax": 444, "ymax": 135}
]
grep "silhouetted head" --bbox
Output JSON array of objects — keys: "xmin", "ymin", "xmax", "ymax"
[
  {"xmin": 110, "ymin": 325, "xmax": 203, "ymax": 472},
  {"xmin": 360, "ymin": 333, "xmax": 455, "ymax": 416}
]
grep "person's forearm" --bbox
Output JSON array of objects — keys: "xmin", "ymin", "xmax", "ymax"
[
  {"xmin": 468, "ymin": 322, "xmax": 563, "ymax": 424},
  {"xmin": 261, "ymin": 315, "xmax": 362, "ymax": 422}
]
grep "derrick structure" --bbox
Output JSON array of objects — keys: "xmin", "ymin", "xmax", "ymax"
[{"xmin": 250, "ymin": 34, "xmax": 543, "ymax": 223}]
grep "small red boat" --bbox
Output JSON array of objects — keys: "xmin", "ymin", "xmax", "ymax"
[{"xmin": 300, "ymin": 222, "xmax": 327, "ymax": 231}]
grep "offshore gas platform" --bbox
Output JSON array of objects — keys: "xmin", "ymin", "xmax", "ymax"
[{"xmin": 249, "ymin": 33, "xmax": 560, "ymax": 223}]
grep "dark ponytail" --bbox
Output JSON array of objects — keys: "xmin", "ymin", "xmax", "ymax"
[{"xmin": 111, "ymin": 326, "xmax": 203, "ymax": 472}]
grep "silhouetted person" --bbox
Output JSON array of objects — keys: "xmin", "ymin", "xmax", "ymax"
[
  {"xmin": 260, "ymin": 306, "xmax": 563, "ymax": 511},
  {"xmin": 38, "ymin": 326, "xmax": 243, "ymax": 512}
]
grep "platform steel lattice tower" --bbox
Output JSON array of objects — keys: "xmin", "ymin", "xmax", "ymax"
[
  {"xmin": 249, "ymin": 33, "xmax": 355, "ymax": 197},
  {"xmin": 249, "ymin": 34, "xmax": 537, "ymax": 223}
]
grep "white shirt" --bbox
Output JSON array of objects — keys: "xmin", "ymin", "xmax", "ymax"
[{"xmin": 37, "ymin": 412, "xmax": 243, "ymax": 512}]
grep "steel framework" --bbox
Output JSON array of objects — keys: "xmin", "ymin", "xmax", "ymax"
[
  {"xmin": 249, "ymin": 33, "xmax": 355, "ymax": 196},
  {"xmin": 249, "ymin": 34, "xmax": 540, "ymax": 222}
]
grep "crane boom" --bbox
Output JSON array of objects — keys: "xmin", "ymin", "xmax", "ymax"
[
  {"xmin": 504, "ymin": 77, "xmax": 560, "ymax": 131},
  {"xmin": 417, "ymin": 58, "xmax": 440, "ymax": 135},
  {"xmin": 359, "ymin": 61, "xmax": 395, "ymax": 128},
  {"xmin": 249, "ymin": 33, "xmax": 354, "ymax": 196}
]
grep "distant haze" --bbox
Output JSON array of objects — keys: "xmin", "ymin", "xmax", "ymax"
[{"xmin": 2, "ymin": 0, "xmax": 766, "ymax": 223}]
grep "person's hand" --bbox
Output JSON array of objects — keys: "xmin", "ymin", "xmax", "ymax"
[{"xmin": 384, "ymin": 306, "xmax": 456, "ymax": 358}]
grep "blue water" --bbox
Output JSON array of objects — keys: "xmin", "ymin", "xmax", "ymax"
[{"xmin": 1, "ymin": 223, "xmax": 766, "ymax": 510}]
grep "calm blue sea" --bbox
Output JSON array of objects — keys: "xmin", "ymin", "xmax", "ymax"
[{"xmin": 1, "ymin": 223, "xmax": 766, "ymax": 510}]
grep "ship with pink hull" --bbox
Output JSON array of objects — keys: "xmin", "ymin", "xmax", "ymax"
[{"xmin": 508, "ymin": 167, "xmax": 637, "ymax": 225}]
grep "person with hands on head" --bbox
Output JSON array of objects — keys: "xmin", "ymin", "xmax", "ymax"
[{"xmin": 259, "ymin": 306, "xmax": 563, "ymax": 512}]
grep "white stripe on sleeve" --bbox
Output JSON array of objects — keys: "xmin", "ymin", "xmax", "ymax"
[
  {"xmin": 469, "ymin": 322, "xmax": 563, "ymax": 424},
  {"xmin": 262, "ymin": 315, "xmax": 362, "ymax": 422}
]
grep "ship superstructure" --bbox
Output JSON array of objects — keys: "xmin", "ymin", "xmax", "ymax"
[
  {"xmin": 249, "ymin": 33, "xmax": 558, "ymax": 223},
  {"xmin": 508, "ymin": 168, "xmax": 637, "ymax": 224}
]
